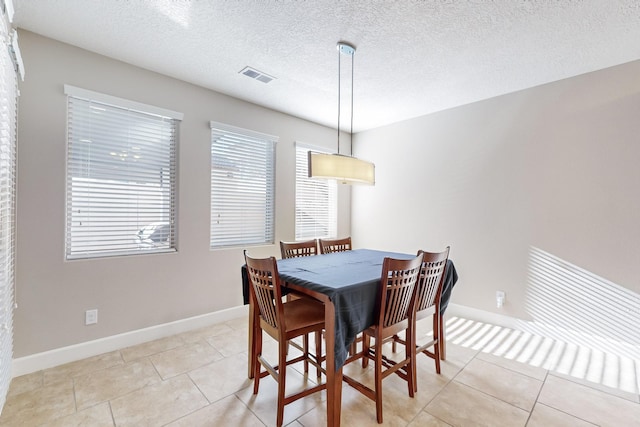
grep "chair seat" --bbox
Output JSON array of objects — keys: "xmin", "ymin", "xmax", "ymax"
[{"xmin": 281, "ymin": 298, "xmax": 325, "ymax": 333}]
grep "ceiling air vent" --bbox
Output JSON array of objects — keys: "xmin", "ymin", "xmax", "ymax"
[{"xmin": 239, "ymin": 66, "xmax": 275, "ymax": 84}]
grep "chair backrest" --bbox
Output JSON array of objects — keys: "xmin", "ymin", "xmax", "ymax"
[
  {"xmin": 280, "ymin": 239, "xmax": 317, "ymax": 259},
  {"xmin": 414, "ymin": 247, "xmax": 450, "ymax": 315},
  {"xmin": 244, "ymin": 253, "xmax": 284, "ymax": 331},
  {"xmin": 318, "ymin": 237, "xmax": 352, "ymax": 254},
  {"xmin": 376, "ymin": 254, "xmax": 423, "ymax": 329}
]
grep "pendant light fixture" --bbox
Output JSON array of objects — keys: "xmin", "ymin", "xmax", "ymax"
[{"xmin": 308, "ymin": 42, "xmax": 375, "ymax": 185}]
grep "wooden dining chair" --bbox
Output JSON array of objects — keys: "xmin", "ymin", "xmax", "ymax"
[
  {"xmin": 318, "ymin": 236, "xmax": 352, "ymax": 254},
  {"xmin": 280, "ymin": 240, "xmax": 317, "ymax": 306},
  {"xmin": 392, "ymin": 247, "xmax": 449, "ymax": 391},
  {"xmin": 342, "ymin": 254, "xmax": 423, "ymax": 424},
  {"xmin": 245, "ymin": 253, "xmax": 326, "ymax": 427},
  {"xmin": 280, "ymin": 239, "xmax": 318, "ymax": 259}
]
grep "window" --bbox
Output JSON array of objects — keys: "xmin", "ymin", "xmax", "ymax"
[
  {"xmin": 210, "ymin": 122, "xmax": 276, "ymax": 248},
  {"xmin": 295, "ymin": 143, "xmax": 337, "ymax": 240},
  {"xmin": 0, "ymin": 2, "xmax": 20, "ymax": 411},
  {"xmin": 65, "ymin": 86, "xmax": 181, "ymax": 259}
]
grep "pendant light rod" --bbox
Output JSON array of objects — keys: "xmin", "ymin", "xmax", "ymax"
[
  {"xmin": 337, "ymin": 42, "xmax": 355, "ymax": 155},
  {"xmin": 351, "ymin": 45, "xmax": 354, "ymax": 153},
  {"xmin": 337, "ymin": 43, "xmax": 341, "ymax": 154}
]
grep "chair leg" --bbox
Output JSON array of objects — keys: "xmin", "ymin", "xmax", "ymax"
[
  {"xmin": 407, "ymin": 323, "xmax": 416, "ymax": 396},
  {"xmin": 362, "ymin": 334, "xmax": 371, "ymax": 368},
  {"xmin": 315, "ymin": 331, "xmax": 322, "ymax": 378},
  {"xmin": 277, "ymin": 340, "xmax": 287, "ymax": 427},
  {"xmin": 253, "ymin": 328, "xmax": 262, "ymax": 395},
  {"xmin": 303, "ymin": 334, "xmax": 309, "ymax": 374},
  {"xmin": 439, "ymin": 313, "xmax": 446, "ymax": 360},
  {"xmin": 433, "ymin": 313, "xmax": 441, "ymax": 374},
  {"xmin": 374, "ymin": 337, "xmax": 384, "ymax": 424}
]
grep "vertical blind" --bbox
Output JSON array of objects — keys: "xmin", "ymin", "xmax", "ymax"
[
  {"xmin": 295, "ymin": 143, "xmax": 337, "ymax": 240},
  {"xmin": 65, "ymin": 86, "xmax": 180, "ymax": 259},
  {"xmin": 0, "ymin": 0, "xmax": 19, "ymax": 413},
  {"xmin": 210, "ymin": 122, "xmax": 277, "ymax": 248}
]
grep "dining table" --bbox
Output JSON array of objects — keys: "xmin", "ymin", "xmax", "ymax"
[{"xmin": 243, "ymin": 248, "xmax": 458, "ymax": 427}]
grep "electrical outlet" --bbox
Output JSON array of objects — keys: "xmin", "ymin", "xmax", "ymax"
[
  {"xmin": 85, "ymin": 309, "xmax": 98, "ymax": 325},
  {"xmin": 496, "ymin": 291, "xmax": 505, "ymax": 308}
]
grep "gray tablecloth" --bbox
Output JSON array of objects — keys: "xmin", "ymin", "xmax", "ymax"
[{"xmin": 242, "ymin": 249, "xmax": 458, "ymax": 370}]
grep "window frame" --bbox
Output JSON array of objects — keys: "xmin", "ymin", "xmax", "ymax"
[{"xmin": 64, "ymin": 85, "xmax": 182, "ymax": 260}]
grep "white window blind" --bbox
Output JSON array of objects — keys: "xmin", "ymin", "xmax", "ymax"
[
  {"xmin": 210, "ymin": 122, "xmax": 276, "ymax": 249},
  {"xmin": 0, "ymin": 1, "xmax": 19, "ymax": 413},
  {"xmin": 295, "ymin": 143, "xmax": 337, "ymax": 240},
  {"xmin": 65, "ymin": 86, "xmax": 180, "ymax": 259}
]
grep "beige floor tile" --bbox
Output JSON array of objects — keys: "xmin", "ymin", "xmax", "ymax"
[
  {"xmin": 0, "ymin": 379, "xmax": 75, "ymax": 426},
  {"xmin": 206, "ymin": 328, "xmax": 250, "ymax": 357},
  {"xmin": 476, "ymin": 350, "xmax": 549, "ymax": 381},
  {"xmin": 150, "ymin": 340, "xmax": 224, "ymax": 379},
  {"xmin": 439, "ymin": 341, "xmax": 479, "ymax": 367},
  {"xmin": 426, "ymin": 344, "xmax": 478, "ymax": 382},
  {"xmin": 110, "ymin": 375, "xmax": 208, "ymax": 426},
  {"xmin": 224, "ymin": 316, "xmax": 250, "ymax": 332},
  {"xmin": 166, "ymin": 395, "xmax": 264, "ymax": 427},
  {"xmin": 413, "ymin": 361, "xmax": 452, "ymax": 395},
  {"xmin": 547, "ymin": 344, "xmax": 639, "ymax": 395},
  {"xmin": 235, "ymin": 367, "xmax": 324, "ymax": 427},
  {"xmin": 74, "ymin": 358, "xmax": 161, "ymax": 409},
  {"xmin": 297, "ymin": 384, "xmax": 408, "ymax": 427},
  {"xmin": 346, "ymin": 367, "xmax": 441, "ymax": 425},
  {"xmin": 537, "ymin": 374, "xmax": 640, "ymax": 426},
  {"xmin": 42, "ymin": 351, "xmax": 124, "ymax": 385},
  {"xmin": 407, "ymin": 410, "xmax": 453, "ymax": 427},
  {"xmin": 425, "ymin": 381, "xmax": 529, "ymax": 427},
  {"xmin": 40, "ymin": 402, "xmax": 115, "ymax": 427},
  {"xmin": 9, "ymin": 313, "xmax": 639, "ymax": 427},
  {"xmin": 120, "ymin": 335, "xmax": 185, "ymax": 362},
  {"xmin": 526, "ymin": 402, "xmax": 597, "ymax": 427},
  {"xmin": 188, "ymin": 354, "xmax": 253, "ymax": 403},
  {"xmin": 550, "ymin": 370, "xmax": 639, "ymax": 403},
  {"xmin": 180, "ymin": 323, "xmax": 236, "ymax": 344},
  {"xmin": 7, "ymin": 371, "xmax": 43, "ymax": 397},
  {"xmin": 455, "ymin": 358, "xmax": 543, "ymax": 411}
]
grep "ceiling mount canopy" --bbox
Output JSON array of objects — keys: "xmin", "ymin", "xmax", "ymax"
[{"xmin": 308, "ymin": 41, "xmax": 375, "ymax": 185}]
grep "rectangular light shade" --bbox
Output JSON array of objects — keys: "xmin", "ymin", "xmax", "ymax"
[{"xmin": 308, "ymin": 151, "xmax": 375, "ymax": 185}]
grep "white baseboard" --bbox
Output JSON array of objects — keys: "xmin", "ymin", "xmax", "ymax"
[
  {"xmin": 12, "ymin": 305, "xmax": 249, "ymax": 378},
  {"xmin": 446, "ymin": 303, "xmax": 522, "ymax": 329}
]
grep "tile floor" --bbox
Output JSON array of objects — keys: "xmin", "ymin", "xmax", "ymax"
[{"xmin": 2, "ymin": 314, "xmax": 640, "ymax": 426}]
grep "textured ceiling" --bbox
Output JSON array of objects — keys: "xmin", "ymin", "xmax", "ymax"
[{"xmin": 12, "ymin": 0, "xmax": 640, "ymax": 132}]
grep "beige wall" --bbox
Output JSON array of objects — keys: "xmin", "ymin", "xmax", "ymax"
[
  {"xmin": 352, "ymin": 60, "xmax": 640, "ymax": 323},
  {"xmin": 17, "ymin": 29, "xmax": 640, "ymax": 358},
  {"xmin": 15, "ymin": 31, "xmax": 351, "ymax": 357}
]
